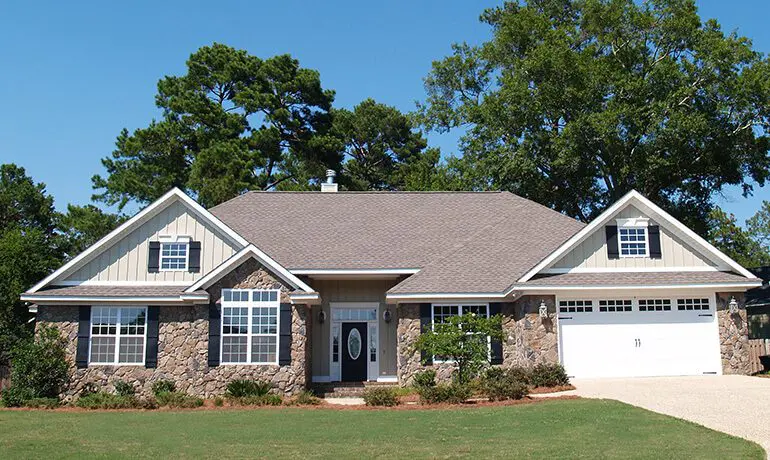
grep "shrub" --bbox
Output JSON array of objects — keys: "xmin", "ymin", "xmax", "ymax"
[
  {"xmin": 417, "ymin": 383, "xmax": 472, "ymax": 404},
  {"xmin": 480, "ymin": 368, "xmax": 529, "ymax": 401},
  {"xmin": 23, "ymin": 397, "xmax": 60, "ymax": 409},
  {"xmin": 76, "ymin": 392, "xmax": 143, "ymax": 409},
  {"xmin": 362, "ymin": 387, "xmax": 399, "ymax": 407},
  {"xmin": 213, "ymin": 397, "xmax": 224, "ymax": 407},
  {"xmin": 529, "ymin": 363, "xmax": 570, "ymax": 388},
  {"xmin": 229, "ymin": 394, "xmax": 283, "ymax": 406},
  {"xmin": 412, "ymin": 370, "xmax": 436, "ymax": 389},
  {"xmin": 155, "ymin": 391, "xmax": 204, "ymax": 408},
  {"xmin": 1, "ymin": 325, "xmax": 69, "ymax": 406},
  {"xmin": 225, "ymin": 379, "xmax": 273, "ymax": 398},
  {"xmin": 114, "ymin": 380, "xmax": 135, "ymax": 397},
  {"xmin": 79, "ymin": 382, "xmax": 99, "ymax": 398},
  {"xmin": 289, "ymin": 390, "xmax": 321, "ymax": 406},
  {"xmin": 151, "ymin": 379, "xmax": 176, "ymax": 396}
]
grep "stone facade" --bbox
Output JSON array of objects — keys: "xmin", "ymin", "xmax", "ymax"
[
  {"xmin": 396, "ymin": 296, "xmax": 559, "ymax": 384},
  {"xmin": 37, "ymin": 259, "xmax": 311, "ymax": 400},
  {"xmin": 716, "ymin": 292, "xmax": 752, "ymax": 375}
]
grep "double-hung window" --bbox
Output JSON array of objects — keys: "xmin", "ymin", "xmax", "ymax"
[
  {"xmin": 431, "ymin": 304, "xmax": 490, "ymax": 361},
  {"xmin": 221, "ymin": 289, "xmax": 279, "ymax": 365},
  {"xmin": 158, "ymin": 235, "xmax": 190, "ymax": 271},
  {"xmin": 89, "ymin": 307, "xmax": 147, "ymax": 365},
  {"xmin": 617, "ymin": 218, "xmax": 649, "ymax": 258}
]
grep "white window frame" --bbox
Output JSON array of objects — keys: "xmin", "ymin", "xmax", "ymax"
[
  {"xmin": 220, "ymin": 288, "xmax": 280, "ymax": 366},
  {"xmin": 616, "ymin": 218, "xmax": 649, "ymax": 258},
  {"xmin": 431, "ymin": 303, "xmax": 491, "ymax": 363},
  {"xmin": 88, "ymin": 306, "xmax": 148, "ymax": 366},
  {"xmin": 158, "ymin": 235, "xmax": 191, "ymax": 272},
  {"xmin": 328, "ymin": 302, "xmax": 379, "ymax": 383}
]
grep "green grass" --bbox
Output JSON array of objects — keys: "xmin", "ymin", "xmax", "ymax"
[{"xmin": 0, "ymin": 399, "xmax": 762, "ymax": 459}]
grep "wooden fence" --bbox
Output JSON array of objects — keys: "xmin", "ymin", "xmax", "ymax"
[
  {"xmin": 0, "ymin": 365, "xmax": 10, "ymax": 391},
  {"xmin": 748, "ymin": 339, "xmax": 769, "ymax": 374}
]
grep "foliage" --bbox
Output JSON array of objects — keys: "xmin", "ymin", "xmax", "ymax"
[
  {"xmin": 417, "ymin": 382, "xmax": 472, "ymax": 405},
  {"xmin": 419, "ymin": 0, "xmax": 770, "ymax": 235},
  {"xmin": 59, "ymin": 204, "xmax": 125, "ymax": 257},
  {"xmin": 213, "ymin": 396, "xmax": 224, "ymax": 407},
  {"xmin": 151, "ymin": 379, "xmax": 176, "ymax": 396},
  {"xmin": 79, "ymin": 382, "xmax": 99, "ymax": 398},
  {"xmin": 362, "ymin": 387, "xmax": 400, "ymax": 407},
  {"xmin": 480, "ymin": 367, "xmax": 530, "ymax": 401},
  {"xmin": 75, "ymin": 392, "xmax": 146, "ymax": 410},
  {"xmin": 113, "ymin": 380, "xmax": 135, "ymax": 397},
  {"xmin": 412, "ymin": 369, "xmax": 437, "ymax": 389},
  {"xmin": 22, "ymin": 397, "xmax": 60, "ymax": 409},
  {"xmin": 707, "ymin": 208, "xmax": 770, "ymax": 268},
  {"xmin": 92, "ymin": 43, "xmax": 343, "ymax": 209},
  {"xmin": 413, "ymin": 313, "xmax": 503, "ymax": 384},
  {"xmin": 529, "ymin": 364, "xmax": 570, "ymax": 388},
  {"xmin": 746, "ymin": 201, "xmax": 770, "ymax": 256},
  {"xmin": 155, "ymin": 391, "xmax": 204, "ymax": 408},
  {"xmin": 1, "ymin": 386, "xmax": 34, "ymax": 408},
  {"xmin": 225, "ymin": 379, "xmax": 273, "ymax": 398},
  {"xmin": 228, "ymin": 394, "xmax": 283, "ymax": 406},
  {"xmin": 1, "ymin": 325, "xmax": 69, "ymax": 406},
  {"xmin": 288, "ymin": 390, "xmax": 321, "ymax": 406}
]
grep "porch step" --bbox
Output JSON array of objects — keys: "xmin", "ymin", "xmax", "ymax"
[{"xmin": 312, "ymin": 382, "xmax": 399, "ymax": 398}]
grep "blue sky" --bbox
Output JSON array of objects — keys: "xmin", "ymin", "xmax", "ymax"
[{"xmin": 1, "ymin": 0, "xmax": 768, "ymax": 224}]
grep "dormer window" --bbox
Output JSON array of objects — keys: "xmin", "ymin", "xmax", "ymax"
[
  {"xmin": 617, "ymin": 218, "xmax": 649, "ymax": 258},
  {"xmin": 159, "ymin": 235, "xmax": 190, "ymax": 271}
]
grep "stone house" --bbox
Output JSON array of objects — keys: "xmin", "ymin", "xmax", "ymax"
[{"xmin": 21, "ymin": 174, "xmax": 761, "ymax": 398}]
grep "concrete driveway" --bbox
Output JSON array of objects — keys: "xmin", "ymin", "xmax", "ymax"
[{"xmin": 568, "ymin": 375, "xmax": 770, "ymax": 455}]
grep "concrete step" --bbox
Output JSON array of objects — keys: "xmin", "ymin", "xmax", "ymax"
[{"xmin": 312, "ymin": 382, "xmax": 399, "ymax": 398}]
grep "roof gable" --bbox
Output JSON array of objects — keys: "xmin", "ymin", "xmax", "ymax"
[{"xmin": 519, "ymin": 190, "xmax": 757, "ymax": 282}]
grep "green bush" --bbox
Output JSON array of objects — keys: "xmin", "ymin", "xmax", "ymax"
[
  {"xmin": 229, "ymin": 394, "xmax": 283, "ymax": 406},
  {"xmin": 114, "ymin": 380, "xmax": 135, "ymax": 397},
  {"xmin": 529, "ymin": 363, "xmax": 570, "ymax": 388},
  {"xmin": 1, "ymin": 325, "xmax": 69, "ymax": 407},
  {"xmin": 79, "ymin": 382, "xmax": 99, "ymax": 398},
  {"xmin": 417, "ymin": 383, "xmax": 472, "ymax": 404},
  {"xmin": 225, "ymin": 379, "xmax": 273, "ymax": 398},
  {"xmin": 155, "ymin": 391, "xmax": 204, "ymax": 408},
  {"xmin": 76, "ymin": 392, "xmax": 144, "ymax": 409},
  {"xmin": 362, "ymin": 387, "xmax": 399, "ymax": 407},
  {"xmin": 23, "ymin": 397, "xmax": 60, "ymax": 409},
  {"xmin": 412, "ymin": 370, "xmax": 436, "ymax": 389},
  {"xmin": 289, "ymin": 390, "xmax": 321, "ymax": 406},
  {"xmin": 480, "ymin": 368, "xmax": 529, "ymax": 401},
  {"xmin": 151, "ymin": 379, "xmax": 176, "ymax": 396},
  {"xmin": 213, "ymin": 397, "xmax": 224, "ymax": 407}
]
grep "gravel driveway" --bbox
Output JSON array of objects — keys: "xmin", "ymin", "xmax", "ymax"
[{"xmin": 568, "ymin": 375, "xmax": 770, "ymax": 455}]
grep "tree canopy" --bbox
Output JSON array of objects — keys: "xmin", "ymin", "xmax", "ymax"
[{"xmin": 419, "ymin": 0, "xmax": 770, "ymax": 234}]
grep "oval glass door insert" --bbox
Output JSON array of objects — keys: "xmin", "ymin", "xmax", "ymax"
[{"xmin": 347, "ymin": 328, "xmax": 362, "ymax": 360}]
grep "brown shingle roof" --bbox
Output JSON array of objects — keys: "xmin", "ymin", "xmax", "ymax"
[
  {"xmin": 521, "ymin": 271, "xmax": 758, "ymax": 287},
  {"xmin": 30, "ymin": 285, "xmax": 202, "ymax": 298}
]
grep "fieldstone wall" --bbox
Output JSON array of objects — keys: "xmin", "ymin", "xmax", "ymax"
[
  {"xmin": 36, "ymin": 259, "xmax": 311, "ymax": 401},
  {"xmin": 396, "ymin": 296, "xmax": 559, "ymax": 384},
  {"xmin": 717, "ymin": 292, "xmax": 752, "ymax": 375}
]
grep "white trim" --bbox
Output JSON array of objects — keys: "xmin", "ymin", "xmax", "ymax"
[
  {"xmin": 20, "ymin": 295, "xmax": 207, "ymax": 305},
  {"xmin": 616, "ymin": 217, "xmax": 649, "ymax": 227},
  {"xmin": 515, "ymin": 282, "xmax": 761, "ymax": 291},
  {"xmin": 291, "ymin": 268, "xmax": 420, "ymax": 276},
  {"xmin": 28, "ymin": 305, "xmax": 38, "ymax": 314},
  {"xmin": 376, "ymin": 376, "xmax": 398, "ymax": 383},
  {"xmin": 27, "ymin": 188, "xmax": 248, "ymax": 294},
  {"xmin": 219, "ymin": 289, "xmax": 280, "ymax": 366},
  {"xmin": 541, "ymin": 266, "xmax": 720, "ymax": 274},
  {"xmin": 185, "ymin": 244, "xmax": 314, "ymax": 294},
  {"xmin": 312, "ymin": 375, "xmax": 331, "ymax": 383},
  {"xmin": 329, "ymin": 302, "xmax": 380, "ymax": 382},
  {"xmin": 288, "ymin": 292, "xmax": 321, "ymax": 305},
  {"xmin": 88, "ymin": 306, "xmax": 148, "ymax": 366},
  {"xmin": 56, "ymin": 280, "xmax": 193, "ymax": 286},
  {"xmin": 518, "ymin": 190, "xmax": 757, "ymax": 282},
  {"xmin": 158, "ymin": 235, "xmax": 191, "ymax": 243},
  {"xmin": 618, "ymin": 226, "xmax": 650, "ymax": 259},
  {"xmin": 159, "ymin": 241, "xmax": 190, "ymax": 272}
]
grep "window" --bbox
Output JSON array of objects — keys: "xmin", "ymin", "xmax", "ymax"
[
  {"xmin": 90, "ymin": 307, "xmax": 147, "ymax": 365},
  {"xmin": 638, "ymin": 299, "xmax": 671, "ymax": 312},
  {"xmin": 677, "ymin": 298, "xmax": 710, "ymax": 311},
  {"xmin": 221, "ymin": 289, "xmax": 279, "ymax": 365},
  {"xmin": 618, "ymin": 227, "xmax": 648, "ymax": 257},
  {"xmin": 160, "ymin": 242, "xmax": 188, "ymax": 271},
  {"xmin": 431, "ymin": 304, "xmax": 490, "ymax": 362},
  {"xmin": 559, "ymin": 300, "xmax": 593, "ymax": 313},
  {"xmin": 598, "ymin": 299, "xmax": 632, "ymax": 312}
]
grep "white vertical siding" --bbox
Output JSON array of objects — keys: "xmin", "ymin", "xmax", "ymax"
[{"xmin": 63, "ymin": 201, "xmax": 239, "ymax": 283}]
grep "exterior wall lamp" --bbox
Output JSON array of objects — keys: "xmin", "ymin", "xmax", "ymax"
[
  {"xmin": 539, "ymin": 300, "xmax": 549, "ymax": 319},
  {"xmin": 728, "ymin": 296, "xmax": 739, "ymax": 315},
  {"xmin": 383, "ymin": 309, "xmax": 392, "ymax": 323},
  {"xmin": 318, "ymin": 309, "xmax": 327, "ymax": 324}
]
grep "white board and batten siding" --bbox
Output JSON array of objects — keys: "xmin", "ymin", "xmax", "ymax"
[
  {"xmin": 551, "ymin": 205, "xmax": 716, "ymax": 271},
  {"xmin": 63, "ymin": 201, "xmax": 239, "ymax": 283}
]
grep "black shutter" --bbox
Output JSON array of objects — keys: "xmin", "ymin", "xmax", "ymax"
[
  {"xmin": 489, "ymin": 303, "xmax": 503, "ymax": 365},
  {"xmin": 144, "ymin": 306, "xmax": 160, "ymax": 368},
  {"xmin": 648, "ymin": 225, "xmax": 662, "ymax": 259},
  {"xmin": 606, "ymin": 225, "xmax": 619, "ymax": 259},
  {"xmin": 208, "ymin": 303, "xmax": 221, "ymax": 367},
  {"xmin": 419, "ymin": 303, "xmax": 433, "ymax": 366},
  {"xmin": 76, "ymin": 306, "xmax": 91, "ymax": 368},
  {"xmin": 278, "ymin": 303, "xmax": 292, "ymax": 365},
  {"xmin": 148, "ymin": 241, "xmax": 161, "ymax": 273},
  {"xmin": 188, "ymin": 241, "xmax": 201, "ymax": 273}
]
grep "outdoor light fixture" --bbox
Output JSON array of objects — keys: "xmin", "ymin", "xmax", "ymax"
[
  {"xmin": 729, "ymin": 296, "xmax": 739, "ymax": 314},
  {"xmin": 538, "ymin": 300, "xmax": 548, "ymax": 319},
  {"xmin": 318, "ymin": 310, "xmax": 327, "ymax": 324},
  {"xmin": 383, "ymin": 309, "xmax": 392, "ymax": 323}
]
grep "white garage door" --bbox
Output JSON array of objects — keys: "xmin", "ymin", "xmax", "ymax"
[{"xmin": 558, "ymin": 296, "xmax": 722, "ymax": 378}]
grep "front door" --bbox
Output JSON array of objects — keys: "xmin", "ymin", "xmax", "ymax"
[{"xmin": 341, "ymin": 322, "xmax": 367, "ymax": 381}]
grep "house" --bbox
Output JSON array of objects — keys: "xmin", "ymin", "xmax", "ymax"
[{"xmin": 21, "ymin": 173, "xmax": 762, "ymax": 397}]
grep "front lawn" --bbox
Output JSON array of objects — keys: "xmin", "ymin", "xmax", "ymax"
[{"xmin": 0, "ymin": 399, "xmax": 762, "ymax": 459}]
